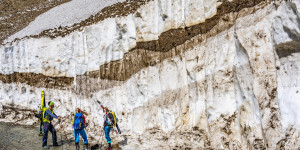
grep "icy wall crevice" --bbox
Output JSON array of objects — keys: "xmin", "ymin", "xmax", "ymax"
[{"xmin": 0, "ymin": 0, "xmax": 300, "ymax": 149}]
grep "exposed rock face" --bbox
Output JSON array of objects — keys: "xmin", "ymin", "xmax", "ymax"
[{"xmin": 0, "ymin": 0, "xmax": 300, "ymax": 149}]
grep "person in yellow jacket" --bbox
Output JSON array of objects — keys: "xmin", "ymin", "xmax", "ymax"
[{"xmin": 42, "ymin": 101, "xmax": 61, "ymax": 149}]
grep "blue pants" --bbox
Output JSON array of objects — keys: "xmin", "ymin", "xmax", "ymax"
[
  {"xmin": 74, "ymin": 129, "xmax": 88, "ymax": 144},
  {"xmin": 42, "ymin": 122, "xmax": 57, "ymax": 146},
  {"xmin": 104, "ymin": 126, "xmax": 112, "ymax": 143}
]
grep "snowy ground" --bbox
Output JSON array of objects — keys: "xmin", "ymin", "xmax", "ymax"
[{"xmin": 0, "ymin": 122, "xmax": 127, "ymax": 150}]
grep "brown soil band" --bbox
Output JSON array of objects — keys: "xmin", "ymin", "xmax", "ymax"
[
  {"xmin": 136, "ymin": 0, "xmax": 265, "ymax": 52},
  {"xmin": 0, "ymin": 72, "xmax": 73, "ymax": 90},
  {"xmin": 276, "ymin": 41, "xmax": 300, "ymax": 58}
]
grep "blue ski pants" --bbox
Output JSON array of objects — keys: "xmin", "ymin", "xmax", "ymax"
[
  {"xmin": 74, "ymin": 129, "xmax": 88, "ymax": 144},
  {"xmin": 104, "ymin": 126, "xmax": 112, "ymax": 143}
]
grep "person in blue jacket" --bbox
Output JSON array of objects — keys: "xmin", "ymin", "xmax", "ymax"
[
  {"xmin": 72, "ymin": 108, "xmax": 89, "ymax": 150},
  {"xmin": 42, "ymin": 101, "xmax": 61, "ymax": 149},
  {"xmin": 104, "ymin": 112, "xmax": 112, "ymax": 150}
]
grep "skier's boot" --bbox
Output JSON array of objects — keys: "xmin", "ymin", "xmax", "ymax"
[
  {"xmin": 106, "ymin": 143, "xmax": 112, "ymax": 150},
  {"xmin": 53, "ymin": 142, "xmax": 61, "ymax": 146},
  {"xmin": 43, "ymin": 145, "xmax": 50, "ymax": 149},
  {"xmin": 75, "ymin": 144, "xmax": 79, "ymax": 150},
  {"xmin": 84, "ymin": 143, "xmax": 89, "ymax": 150}
]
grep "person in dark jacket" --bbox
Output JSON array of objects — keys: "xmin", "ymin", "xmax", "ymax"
[
  {"xmin": 42, "ymin": 101, "xmax": 61, "ymax": 149},
  {"xmin": 103, "ymin": 107, "xmax": 120, "ymax": 150}
]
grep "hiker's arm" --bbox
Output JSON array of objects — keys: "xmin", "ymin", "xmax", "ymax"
[
  {"xmin": 72, "ymin": 116, "xmax": 74, "ymax": 125},
  {"xmin": 46, "ymin": 109, "xmax": 58, "ymax": 119},
  {"xmin": 53, "ymin": 112, "xmax": 61, "ymax": 119}
]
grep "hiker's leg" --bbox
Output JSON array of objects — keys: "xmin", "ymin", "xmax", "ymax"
[
  {"xmin": 49, "ymin": 124, "xmax": 58, "ymax": 144},
  {"xmin": 42, "ymin": 122, "xmax": 49, "ymax": 146},
  {"xmin": 79, "ymin": 129, "xmax": 88, "ymax": 144},
  {"xmin": 74, "ymin": 130, "xmax": 80, "ymax": 145},
  {"xmin": 104, "ymin": 126, "xmax": 111, "ymax": 144}
]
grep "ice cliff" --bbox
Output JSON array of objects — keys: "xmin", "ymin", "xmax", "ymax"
[{"xmin": 0, "ymin": 0, "xmax": 300, "ymax": 149}]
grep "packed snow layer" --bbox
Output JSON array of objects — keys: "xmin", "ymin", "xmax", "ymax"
[
  {"xmin": 1, "ymin": 0, "xmax": 300, "ymax": 149},
  {"xmin": 4, "ymin": 0, "xmax": 126, "ymax": 43}
]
